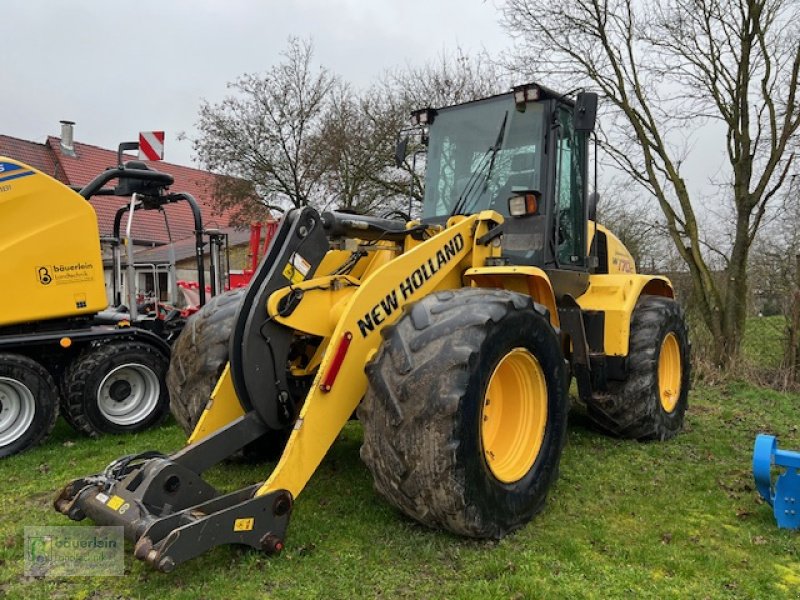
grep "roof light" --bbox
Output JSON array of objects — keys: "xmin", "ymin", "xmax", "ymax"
[
  {"xmin": 410, "ymin": 108, "xmax": 437, "ymax": 127},
  {"xmin": 512, "ymin": 83, "xmax": 541, "ymax": 110}
]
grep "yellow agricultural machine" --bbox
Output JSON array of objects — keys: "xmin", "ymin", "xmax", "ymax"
[
  {"xmin": 55, "ymin": 84, "xmax": 690, "ymax": 572},
  {"xmin": 0, "ymin": 147, "xmax": 219, "ymax": 457}
]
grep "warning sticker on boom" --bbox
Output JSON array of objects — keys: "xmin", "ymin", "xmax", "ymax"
[
  {"xmin": 282, "ymin": 253, "xmax": 311, "ymax": 285},
  {"xmin": 233, "ymin": 518, "xmax": 254, "ymax": 532}
]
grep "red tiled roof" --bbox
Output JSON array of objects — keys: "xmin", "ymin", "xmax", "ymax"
[
  {"xmin": 43, "ymin": 137, "xmax": 234, "ymax": 244},
  {"xmin": 0, "ymin": 135, "xmax": 66, "ymax": 182}
]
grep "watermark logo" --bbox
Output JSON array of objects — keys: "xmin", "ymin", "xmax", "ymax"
[{"xmin": 24, "ymin": 526, "xmax": 124, "ymax": 577}]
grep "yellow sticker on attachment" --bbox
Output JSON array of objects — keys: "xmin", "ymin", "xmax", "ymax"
[
  {"xmin": 282, "ymin": 253, "xmax": 311, "ymax": 285},
  {"xmin": 234, "ymin": 518, "xmax": 254, "ymax": 532},
  {"xmin": 282, "ymin": 263, "xmax": 305, "ymax": 285},
  {"xmin": 106, "ymin": 495, "xmax": 124, "ymax": 511}
]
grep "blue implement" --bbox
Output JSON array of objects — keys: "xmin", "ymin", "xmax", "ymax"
[{"xmin": 753, "ymin": 434, "xmax": 800, "ymax": 530}]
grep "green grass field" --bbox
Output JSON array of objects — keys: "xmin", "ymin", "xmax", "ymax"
[{"xmin": 1, "ymin": 380, "xmax": 799, "ymax": 599}]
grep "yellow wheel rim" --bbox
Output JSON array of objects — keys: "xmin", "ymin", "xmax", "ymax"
[
  {"xmin": 481, "ymin": 348, "xmax": 547, "ymax": 484},
  {"xmin": 658, "ymin": 332, "xmax": 682, "ymax": 413}
]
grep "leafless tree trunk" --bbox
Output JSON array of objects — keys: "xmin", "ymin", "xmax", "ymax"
[
  {"xmin": 787, "ymin": 254, "xmax": 800, "ymax": 384},
  {"xmin": 502, "ymin": 0, "xmax": 800, "ymax": 365}
]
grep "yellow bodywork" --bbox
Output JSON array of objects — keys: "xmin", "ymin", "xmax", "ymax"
[
  {"xmin": 190, "ymin": 210, "xmax": 675, "ymax": 502},
  {"xmin": 576, "ymin": 274, "xmax": 672, "ymax": 356},
  {"xmin": 464, "ymin": 266, "xmax": 559, "ymax": 328},
  {"xmin": 591, "ymin": 222, "xmax": 637, "ymax": 275},
  {"xmin": 0, "ymin": 158, "xmax": 107, "ymax": 326},
  {"xmin": 188, "ymin": 364, "xmax": 246, "ymax": 444},
  {"xmin": 579, "ymin": 221, "xmax": 673, "ymax": 355}
]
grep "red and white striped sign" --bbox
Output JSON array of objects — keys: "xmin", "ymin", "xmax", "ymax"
[{"xmin": 138, "ymin": 131, "xmax": 165, "ymax": 161}]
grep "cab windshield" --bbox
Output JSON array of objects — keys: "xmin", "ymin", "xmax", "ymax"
[{"xmin": 422, "ymin": 96, "xmax": 545, "ymax": 220}]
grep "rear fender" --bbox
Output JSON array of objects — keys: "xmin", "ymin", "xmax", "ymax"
[{"xmin": 576, "ymin": 274, "xmax": 674, "ymax": 356}]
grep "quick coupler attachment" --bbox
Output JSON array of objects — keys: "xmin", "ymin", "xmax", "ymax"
[{"xmin": 54, "ymin": 454, "xmax": 292, "ymax": 572}]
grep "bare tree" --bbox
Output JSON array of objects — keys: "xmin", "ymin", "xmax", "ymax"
[
  {"xmin": 314, "ymin": 84, "xmax": 408, "ymax": 215},
  {"xmin": 320, "ymin": 49, "xmax": 511, "ymax": 216},
  {"xmin": 193, "ymin": 38, "xmax": 336, "ymax": 224},
  {"xmin": 749, "ymin": 169, "xmax": 800, "ymax": 383},
  {"xmin": 386, "ymin": 48, "xmax": 508, "ymax": 109},
  {"xmin": 595, "ymin": 180, "xmax": 673, "ymax": 273},
  {"xmin": 502, "ymin": 0, "xmax": 800, "ymax": 365}
]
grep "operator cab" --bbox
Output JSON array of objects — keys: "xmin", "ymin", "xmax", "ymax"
[{"xmin": 415, "ymin": 83, "xmax": 597, "ymax": 291}]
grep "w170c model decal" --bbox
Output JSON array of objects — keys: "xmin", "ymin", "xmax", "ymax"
[{"xmin": 356, "ymin": 233, "xmax": 465, "ymax": 338}]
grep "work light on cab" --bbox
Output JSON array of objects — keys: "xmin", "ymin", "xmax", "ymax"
[
  {"xmin": 508, "ymin": 191, "xmax": 540, "ymax": 217},
  {"xmin": 512, "ymin": 83, "xmax": 541, "ymax": 108},
  {"xmin": 410, "ymin": 108, "xmax": 437, "ymax": 126}
]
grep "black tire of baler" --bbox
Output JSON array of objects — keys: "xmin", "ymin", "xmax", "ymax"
[
  {"xmin": 62, "ymin": 341, "xmax": 169, "ymax": 437},
  {"xmin": 0, "ymin": 353, "xmax": 59, "ymax": 458},
  {"xmin": 359, "ymin": 288, "xmax": 568, "ymax": 539},
  {"xmin": 586, "ymin": 295, "xmax": 690, "ymax": 441}
]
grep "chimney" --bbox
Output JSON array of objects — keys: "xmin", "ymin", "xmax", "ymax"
[{"xmin": 60, "ymin": 120, "xmax": 76, "ymax": 156}]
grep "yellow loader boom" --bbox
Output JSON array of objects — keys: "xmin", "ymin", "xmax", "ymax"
[{"xmin": 55, "ymin": 207, "xmax": 499, "ymax": 570}]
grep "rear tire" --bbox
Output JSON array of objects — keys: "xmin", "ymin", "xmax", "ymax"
[
  {"xmin": 0, "ymin": 353, "xmax": 59, "ymax": 457},
  {"xmin": 586, "ymin": 295, "xmax": 690, "ymax": 441},
  {"xmin": 359, "ymin": 288, "xmax": 568, "ymax": 539},
  {"xmin": 63, "ymin": 341, "xmax": 169, "ymax": 437}
]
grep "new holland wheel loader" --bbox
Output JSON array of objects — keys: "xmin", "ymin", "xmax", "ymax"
[
  {"xmin": 0, "ymin": 146, "xmax": 218, "ymax": 457},
  {"xmin": 55, "ymin": 83, "xmax": 690, "ymax": 572}
]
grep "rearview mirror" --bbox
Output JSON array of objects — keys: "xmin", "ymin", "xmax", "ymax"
[
  {"xmin": 395, "ymin": 137, "xmax": 409, "ymax": 168},
  {"xmin": 574, "ymin": 92, "xmax": 598, "ymax": 133},
  {"xmin": 587, "ymin": 191, "xmax": 599, "ymax": 222}
]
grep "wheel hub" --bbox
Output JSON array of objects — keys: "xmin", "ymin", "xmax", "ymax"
[
  {"xmin": 0, "ymin": 377, "xmax": 36, "ymax": 447},
  {"xmin": 109, "ymin": 379, "xmax": 133, "ymax": 402},
  {"xmin": 97, "ymin": 364, "xmax": 160, "ymax": 426},
  {"xmin": 481, "ymin": 348, "xmax": 547, "ymax": 484}
]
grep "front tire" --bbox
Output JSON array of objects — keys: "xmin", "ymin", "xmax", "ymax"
[
  {"xmin": 586, "ymin": 295, "xmax": 690, "ymax": 441},
  {"xmin": 167, "ymin": 288, "xmax": 246, "ymax": 434},
  {"xmin": 359, "ymin": 288, "xmax": 568, "ymax": 539},
  {"xmin": 62, "ymin": 341, "xmax": 169, "ymax": 437},
  {"xmin": 0, "ymin": 353, "xmax": 59, "ymax": 457},
  {"xmin": 167, "ymin": 288, "xmax": 293, "ymax": 459}
]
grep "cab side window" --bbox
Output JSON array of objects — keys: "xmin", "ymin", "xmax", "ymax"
[{"xmin": 555, "ymin": 107, "xmax": 586, "ymax": 267}]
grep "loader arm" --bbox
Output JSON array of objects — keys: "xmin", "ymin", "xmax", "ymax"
[
  {"xmin": 257, "ymin": 215, "xmax": 476, "ymax": 498},
  {"xmin": 54, "ymin": 208, "xmax": 498, "ymax": 572},
  {"xmin": 193, "ymin": 212, "xmax": 484, "ymax": 498}
]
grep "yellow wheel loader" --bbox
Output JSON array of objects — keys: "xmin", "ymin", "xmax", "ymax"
[
  {"xmin": 55, "ymin": 84, "xmax": 690, "ymax": 572},
  {"xmin": 0, "ymin": 145, "xmax": 221, "ymax": 457}
]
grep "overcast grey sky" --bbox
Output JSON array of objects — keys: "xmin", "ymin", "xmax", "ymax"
[
  {"xmin": 0, "ymin": 0, "xmax": 509, "ymax": 166},
  {"xmin": 1, "ymin": 0, "xmax": 730, "ymax": 213}
]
